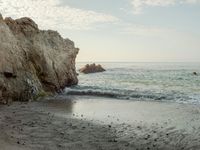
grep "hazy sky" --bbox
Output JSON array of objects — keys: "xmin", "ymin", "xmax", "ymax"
[{"xmin": 0, "ymin": 0, "xmax": 200, "ymax": 62}]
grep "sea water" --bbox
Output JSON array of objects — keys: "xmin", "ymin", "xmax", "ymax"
[{"xmin": 65, "ymin": 62, "xmax": 200, "ymax": 104}]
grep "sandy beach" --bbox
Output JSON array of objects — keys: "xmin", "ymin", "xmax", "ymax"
[
  {"xmin": 1, "ymin": 1, "xmax": 200, "ymax": 149},
  {"xmin": 0, "ymin": 96, "xmax": 200, "ymax": 150}
]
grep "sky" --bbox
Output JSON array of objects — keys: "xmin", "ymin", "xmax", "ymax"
[{"xmin": 0, "ymin": 0, "xmax": 200, "ymax": 62}]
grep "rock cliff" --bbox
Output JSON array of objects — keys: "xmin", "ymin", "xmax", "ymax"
[{"xmin": 0, "ymin": 14, "xmax": 79, "ymax": 104}]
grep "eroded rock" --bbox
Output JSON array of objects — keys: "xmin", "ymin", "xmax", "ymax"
[
  {"xmin": 79, "ymin": 63, "xmax": 106, "ymax": 74},
  {"xmin": 0, "ymin": 14, "xmax": 79, "ymax": 104},
  {"xmin": 193, "ymin": 72, "xmax": 198, "ymax": 76},
  {"xmin": 0, "ymin": 13, "xmax": 3, "ymax": 20}
]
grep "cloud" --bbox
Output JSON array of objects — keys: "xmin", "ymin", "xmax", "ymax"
[
  {"xmin": 119, "ymin": 23, "xmax": 174, "ymax": 37},
  {"xmin": 184, "ymin": 0, "xmax": 200, "ymax": 3},
  {"xmin": 118, "ymin": 22, "xmax": 199, "ymax": 40},
  {"xmin": 131, "ymin": 0, "xmax": 200, "ymax": 14},
  {"xmin": 0, "ymin": 0, "xmax": 118, "ymax": 30}
]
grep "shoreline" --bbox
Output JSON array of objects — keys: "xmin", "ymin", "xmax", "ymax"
[{"xmin": 0, "ymin": 95, "xmax": 200, "ymax": 150}]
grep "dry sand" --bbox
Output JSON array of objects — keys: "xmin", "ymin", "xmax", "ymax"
[{"xmin": 0, "ymin": 95, "xmax": 200, "ymax": 150}]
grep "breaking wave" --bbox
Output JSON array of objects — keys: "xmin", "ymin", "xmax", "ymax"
[{"xmin": 64, "ymin": 85, "xmax": 191, "ymax": 102}]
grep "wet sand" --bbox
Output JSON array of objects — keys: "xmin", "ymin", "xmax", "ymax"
[{"xmin": 0, "ymin": 95, "xmax": 200, "ymax": 150}]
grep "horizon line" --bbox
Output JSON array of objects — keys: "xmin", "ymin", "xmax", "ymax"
[{"xmin": 76, "ymin": 61, "xmax": 200, "ymax": 63}]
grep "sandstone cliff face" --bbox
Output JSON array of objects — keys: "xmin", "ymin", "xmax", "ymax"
[{"xmin": 0, "ymin": 14, "xmax": 79, "ymax": 104}]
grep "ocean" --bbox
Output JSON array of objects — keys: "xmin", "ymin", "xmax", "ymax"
[{"xmin": 65, "ymin": 62, "xmax": 200, "ymax": 104}]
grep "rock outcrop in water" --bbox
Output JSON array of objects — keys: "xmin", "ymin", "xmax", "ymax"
[
  {"xmin": 193, "ymin": 72, "xmax": 198, "ymax": 76},
  {"xmin": 79, "ymin": 63, "xmax": 106, "ymax": 74},
  {"xmin": 0, "ymin": 14, "xmax": 79, "ymax": 104}
]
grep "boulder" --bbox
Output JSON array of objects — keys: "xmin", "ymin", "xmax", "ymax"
[
  {"xmin": 193, "ymin": 72, "xmax": 198, "ymax": 76},
  {"xmin": 0, "ymin": 14, "xmax": 79, "ymax": 104},
  {"xmin": 79, "ymin": 63, "xmax": 106, "ymax": 74}
]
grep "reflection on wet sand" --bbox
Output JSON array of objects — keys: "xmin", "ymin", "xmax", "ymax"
[
  {"xmin": 36, "ymin": 95, "xmax": 200, "ymax": 132},
  {"xmin": 35, "ymin": 96, "xmax": 75, "ymax": 114}
]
